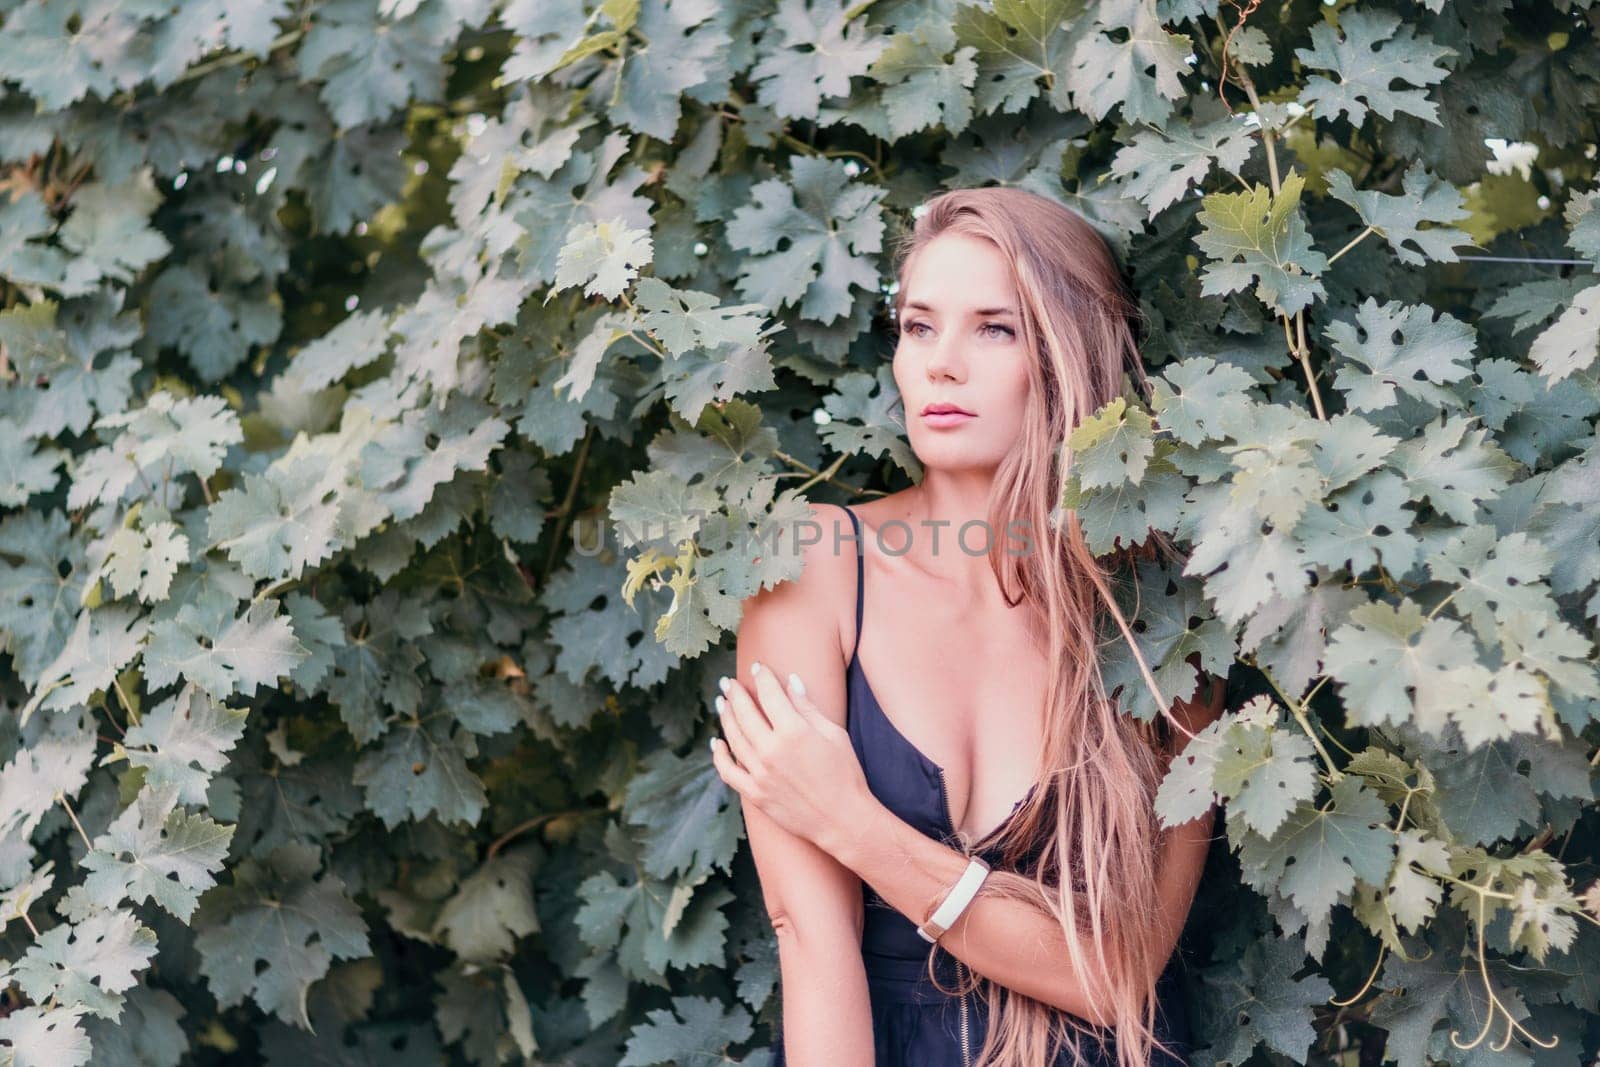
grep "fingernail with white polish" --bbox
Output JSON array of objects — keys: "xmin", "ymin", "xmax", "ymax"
[
  {"xmin": 789, "ymin": 672, "xmax": 806, "ymax": 697},
  {"xmin": 751, "ymin": 661, "xmax": 764, "ymax": 676},
  {"xmin": 718, "ymin": 675, "xmax": 730, "ymax": 695}
]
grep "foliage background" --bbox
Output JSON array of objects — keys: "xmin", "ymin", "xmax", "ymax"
[{"xmin": 0, "ymin": 0, "xmax": 1597, "ymax": 1064}]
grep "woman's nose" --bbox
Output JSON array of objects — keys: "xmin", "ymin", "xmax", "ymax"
[{"xmin": 927, "ymin": 336, "xmax": 964, "ymax": 381}]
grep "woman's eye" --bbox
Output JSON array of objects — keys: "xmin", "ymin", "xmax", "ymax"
[{"xmin": 900, "ymin": 321, "xmax": 1012, "ymax": 339}]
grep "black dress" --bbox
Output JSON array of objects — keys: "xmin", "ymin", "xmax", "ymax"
[{"xmin": 770, "ymin": 505, "xmax": 1192, "ymax": 1066}]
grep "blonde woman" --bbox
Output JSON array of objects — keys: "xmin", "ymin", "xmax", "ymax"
[{"xmin": 710, "ymin": 187, "xmax": 1227, "ymax": 1067}]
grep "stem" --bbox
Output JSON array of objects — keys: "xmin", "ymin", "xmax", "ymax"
[
  {"xmin": 1329, "ymin": 940, "xmax": 1387, "ymax": 1007},
  {"xmin": 773, "ymin": 450, "xmax": 873, "ymax": 496},
  {"xmin": 486, "ymin": 807, "xmax": 606, "ymax": 858},
  {"xmin": 56, "ymin": 790, "xmax": 93, "ymax": 851},
  {"xmin": 1327, "ymin": 226, "xmax": 1377, "ymax": 267},
  {"xmin": 542, "ymin": 424, "xmax": 595, "ymax": 583},
  {"xmin": 1425, "ymin": 590, "xmax": 1458, "ymax": 621},
  {"xmin": 1229, "ymin": 54, "xmax": 1328, "ymax": 423},
  {"xmin": 169, "ymin": 28, "xmax": 306, "ymax": 89},
  {"xmin": 252, "ymin": 576, "xmax": 299, "ymax": 606},
  {"xmin": 1295, "ymin": 311, "xmax": 1325, "ymax": 420},
  {"xmin": 1249, "ymin": 656, "xmax": 1342, "ymax": 781},
  {"xmin": 793, "ymin": 452, "xmax": 849, "ymax": 495},
  {"xmin": 108, "ymin": 676, "xmax": 135, "ymax": 732}
]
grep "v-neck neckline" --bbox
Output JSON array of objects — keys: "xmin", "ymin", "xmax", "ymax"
[{"xmin": 849, "ymin": 649, "xmax": 1037, "ymax": 847}]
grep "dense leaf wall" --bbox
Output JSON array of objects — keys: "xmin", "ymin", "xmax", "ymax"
[{"xmin": 0, "ymin": 0, "xmax": 1596, "ymax": 1064}]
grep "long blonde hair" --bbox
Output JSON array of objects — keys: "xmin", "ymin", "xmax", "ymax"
[{"xmin": 891, "ymin": 187, "xmax": 1194, "ymax": 1067}]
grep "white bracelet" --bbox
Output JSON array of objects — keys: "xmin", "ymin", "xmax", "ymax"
[{"xmin": 916, "ymin": 856, "xmax": 991, "ymax": 943}]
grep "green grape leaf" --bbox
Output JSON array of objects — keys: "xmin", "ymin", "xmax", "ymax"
[
  {"xmin": 1149, "ymin": 356, "xmax": 1259, "ymax": 447},
  {"xmin": 1065, "ymin": 0, "xmax": 1190, "ymax": 126},
  {"xmin": 750, "ymin": 0, "xmax": 888, "ymax": 121},
  {"xmin": 553, "ymin": 219, "xmax": 654, "ymax": 301},
  {"xmin": 867, "ymin": 18, "xmax": 979, "ymax": 138},
  {"xmin": 820, "ymin": 365, "xmax": 921, "ymax": 477},
  {"xmin": 434, "ymin": 848, "xmax": 541, "ymax": 962},
  {"xmin": 0, "ymin": 292, "xmax": 139, "ymax": 439},
  {"xmin": 1425, "ymin": 729, "xmax": 1546, "ymax": 847},
  {"xmin": 279, "ymin": 308, "xmax": 392, "ymax": 394},
  {"xmin": 1424, "ymin": 527, "xmax": 1555, "ymax": 645},
  {"xmin": 0, "ymin": 427, "xmax": 63, "ymax": 506},
  {"xmin": 1110, "ymin": 115, "xmax": 1255, "ymax": 215},
  {"xmin": 1388, "ymin": 414, "xmax": 1517, "ymax": 525},
  {"xmin": 1181, "ymin": 484, "xmax": 1312, "ymax": 626},
  {"xmin": 623, "ymin": 745, "xmax": 744, "ymax": 883},
  {"xmin": 0, "ymin": 2, "xmax": 149, "ymax": 111},
  {"xmin": 1324, "ymin": 163, "xmax": 1472, "ymax": 266},
  {"xmin": 1325, "ymin": 299, "xmax": 1475, "ymax": 413},
  {"xmin": 1155, "ymin": 711, "xmax": 1234, "ymax": 827},
  {"xmin": 1296, "ymin": 470, "xmax": 1422, "ymax": 579},
  {"xmin": 56, "ymin": 170, "xmax": 172, "ymax": 287},
  {"xmin": 0, "ymin": 1003, "xmax": 92, "ymax": 1067},
  {"xmin": 1324, "ymin": 598, "xmax": 1479, "ymax": 732},
  {"xmin": 954, "ymin": 0, "xmax": 1081, "ymax": 114},
  {"xmin": 1213, "ymin": 717, "xmax": 1321, "ymax": 839},
  {"xmin": 432, "ymin": 961, "xmax": 534, "ymax": 1063},
  {"xmin": 619, "ymin": 994, "xmax": 754, "ymax": 1067},
  {"xmin": 12, "ymin": 909, "xmax": 157, "ymax": 1020},
  {"xmin": 1193, "ymin": 937, "xmax": 1333, "ymax": 1063},
  {"xmin": 144, "ymin": 589, "xmax": 308, "ymax": 701},
  {"xmin": 0, "ymin": 709, "xmax": 96, "ymax": 843},
  {"xmin": 1194, "ymin": 171, "xmax": 1328, "ymax": 315},
  {"xmin": 352, "ymin": 714, "xmax": 488, "ymax": 829},
  {"xmin": 359, "ymin": 397, "xmax": 510, "ymax": 523},
  {"xmin": 575, "ymin": 865, "xmax": 733, "ymax": 981},
  {"xmin": 0, "ymin": 190, "xmax": 89, "ymax": 293},
  {"xmin": 206, "ymin": 455, "xmax": 351, "ymax": 582},
  {"xmin": 1527, "ymin": 282, "xmax": 1600, "ymax": 384},
  {"xmin": 1237, "ymin": 777, "xmax": 1395, "ymax": 928},
  {"xmin": 1295, "ymin": 11, "xmax": 1453, "ymax": 125},
  {"xmin": 0, "ymin": 511, "xmax": 88, "ymax": 687},
  {"xmin": 1068, "ymin": 397, "xmax": 1156, "ymax": 488},
  {"xmin": 85, "ymin": 520, "xmax": 191, "ymax": 604},
  {"xmin": 1368, "ymin": 917, "xmax": 1536, "ymax": 1067},
  {"xmin": 295, "ymin": 0, "xmax": 448, "ymax": 128},
  {"xmin": 121, "ymin": 685, "xmax": 249, "ymax": 809},
  {"xmin": 144, "ymin": 263, "xmax": 283, "ymax": 383},
  {"xmin": 193, "ymin": 840, "xmax": 370, "ymax": 1029},
  {"xmin": 79, "ymin": 983, "xmax": 188, "ymax": 1067},
  {"xmin": 80, "ymin": 784, "xmax": 234, "ymax": 922},
  {"xmin": 602, "ymin": 0, "xmax": 732, "ymax": 141},
  {"xmin": 68, "ymin": 391, "xmax": 244, "ymax": 510},
  {"xmin": 301, "ymin": 121, "xmax": 410, "ymax": 234},
  {"xmin": 726, "ymin": 156, "xmax": 886, "ymax": 325},
  {"xmin": 1385, "ymin": 829, "xmax": 1453, "ymax": 934},
  {"xmin": 22, "ymin": 606, "xmax": 148, "ymax": 723}
]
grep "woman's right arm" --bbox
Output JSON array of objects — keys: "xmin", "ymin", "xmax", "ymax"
[{"xmin": 735, "ymin": 503, "xmax": 874, "ymax": 1066}]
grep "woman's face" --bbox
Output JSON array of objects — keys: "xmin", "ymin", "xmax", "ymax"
[{"xmin": 892, "ymin": 233, "xmax": 1033, "ymax": 474}]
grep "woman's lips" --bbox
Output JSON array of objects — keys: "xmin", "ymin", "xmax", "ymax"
[{"xmin": 922, "ymin": 410, "xmax": 975, "ymax": 427}]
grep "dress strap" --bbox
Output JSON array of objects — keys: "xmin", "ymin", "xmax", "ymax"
[{"xmin": 841, "ymin": 505, "xmax": 864, "ymax": 662}]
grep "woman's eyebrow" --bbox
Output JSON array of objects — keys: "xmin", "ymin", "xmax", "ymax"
[{"xmin": 905, "ymin": 301, "xmax": 1018, "ymax": 317}]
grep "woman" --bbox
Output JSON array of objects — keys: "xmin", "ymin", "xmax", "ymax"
[{"xmin": 709, "ymin": 187, "xmax": 1226, "ymax": 1067}]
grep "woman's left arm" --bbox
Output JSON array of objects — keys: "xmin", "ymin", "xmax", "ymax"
[{"xmin": 828, "ymin": 670, "xmax": 1224, "ymax": 1026}]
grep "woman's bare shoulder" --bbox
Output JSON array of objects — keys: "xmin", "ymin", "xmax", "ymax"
[{"xmin": 738, "ymin": 500, "xmax": 858, "ymax": 657}]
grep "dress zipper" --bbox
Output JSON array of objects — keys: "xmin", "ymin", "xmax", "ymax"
[
  {"xmin": 936, "ymin": 766, "xmax": 973, "ymax": 1066},
  {"xmin": 957, "ymin": 958, "xmax": 972, "ymax": 1066}
]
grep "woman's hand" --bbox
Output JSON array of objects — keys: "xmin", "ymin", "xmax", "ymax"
[{"xmin": 709, "ymin": 661, "xmax": 873, "ymax": 851}]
